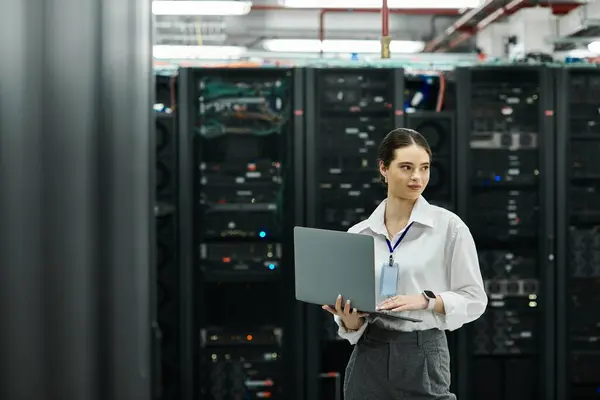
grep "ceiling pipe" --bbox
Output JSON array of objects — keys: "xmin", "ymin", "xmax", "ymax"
[
  {"xmin": 250, "ymin": 5, "xmax": 464, "ymax": 14},
  {"xmin": 423, "ymin": 0, "xmax": 498, "ymax": 52},
  {"xmin": 424, "ymin": 0, "xmax": 581, "ymax": 53},
  {"xmin": 248, "ymin": 5, "xmax": 461, "ymax": 45},
  {"xmin": 432, "ymin": 0, "xmax": 522, "ymax": 53},
  {"xmin": 435, "ymin": 1, "xmax": 580, "ymax": 52},
  {"xmin": 315, "ymin": 7, "xmax": 461, "ymax": 44}
]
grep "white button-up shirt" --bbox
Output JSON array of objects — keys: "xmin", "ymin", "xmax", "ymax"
[{"xmin": 334, "ymin": 196, "xmax": 488, "ymax": 345}]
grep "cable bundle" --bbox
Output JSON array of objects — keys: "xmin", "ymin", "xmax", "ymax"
[{"xmin": 197, "ymin": 77, "xmax": 290, "ymax": 139}]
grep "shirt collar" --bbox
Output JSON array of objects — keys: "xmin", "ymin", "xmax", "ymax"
[{"xmin": 366, "ymin": 196, "xmax": 435, "ymax": 236}]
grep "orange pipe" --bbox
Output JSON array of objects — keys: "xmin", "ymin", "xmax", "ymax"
[
  {"xmin": 409, "ymin": 70, "xmax": 446, "ymax": 112},
  {"xmin": 382, "ymin": 0, "xmax": 390, "ymax": 37}
]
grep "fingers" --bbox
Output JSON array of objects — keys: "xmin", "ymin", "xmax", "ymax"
[
  {"xmin": 378, "ymin": 296, "xmax": 407, "ymax": 311},
  {"xmin": 350, "ymin": 308, "xmax": 368, "ymax": 318},
  {"xmin": 323, "ymin": 296, "xmax": 367, "ymax": 317},
  {"xmin": 377, "ymin": 295, "xmax": 406, "ymax": 310},
  {"xmin": 321, "ymin": 305, "xmax": 336, "ymax": 315},
  {"xmin": 390, "ymin": 305, "xmax": 411, "ymax": 312},
  {"xmin": 343, "ymin": 299, "xmax": 351, "ymax": 316},
  {"xmin": 334, "ymin": 294, "xmax": 343, "ymax": 314}
]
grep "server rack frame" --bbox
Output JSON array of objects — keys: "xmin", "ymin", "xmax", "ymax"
[
  {"xmin": 555, "ymin": 65, "xmax": 568, "ymax": 400},
  {"xmin": 178, "ymin": 68, "xmax": 195, "ymax": 400},
  {"xmin": 555, "ymin": 65, "xmax": 600, "ymax": 400},
  {"xmin": 455, "ymin": 65, "xmax": 556, "ymax": 400},
  {"xmin": 152, "ymin": 75, "xmax": 159, "ymax": 399},
  {"xmin": 154, "ymin": 73, "xmax": 181, "ymax": 400},
  {"xmin": 304, "ymin": 67, "xmax": 405, "ymax": 400},
  {"xmin": 177, "ymin": 67, "xmax": 306, "ymax": 400}
]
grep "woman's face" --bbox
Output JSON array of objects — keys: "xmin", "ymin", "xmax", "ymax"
[{"xmin": 379, "ymin": 144, "xmax": 430, "ymax": 200}]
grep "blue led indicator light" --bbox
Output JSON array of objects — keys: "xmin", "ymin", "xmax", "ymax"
[
  {"xmin": 259, "ymin": 231, "xmax": 266, "ymax": 238},
  {"xmin": 494, "ymin": 175, "xmax": 501, "ymax": 182},
  {"xmin": 268, "ymin": 264, "xmax": 276, "ymax": 270}
]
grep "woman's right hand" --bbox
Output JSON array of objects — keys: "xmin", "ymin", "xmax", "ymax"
[{"xmin": 322, "ymin": 294, "xmax": 369, "ymax": 331}]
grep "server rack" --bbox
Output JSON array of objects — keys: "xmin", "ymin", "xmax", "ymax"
[
  {"xmin": 304, "ymin": 67, "xmax": 405, "ymax": 399},
  {"xmin": 404, "ymin": 108, "xmax": 460, "ymax": 394},
  {"xmin": 556, "ymin": 66, "xmax": 600, "ymax": 400},
  {"xmin": 456, "ymin": 66, "xmax": 556, "ymax": 400},
  {"xmin": 154, "ymin": 73, "xmax": 181, "ymax": 400},
  {"xmin": 178, "ymin": 67, "xmax": 305, "ymax": 400}
]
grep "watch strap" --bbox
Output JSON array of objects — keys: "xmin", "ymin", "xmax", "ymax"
[{"xmin": 422, "ymin": 291, "xmax": 436, "ymax": 310}]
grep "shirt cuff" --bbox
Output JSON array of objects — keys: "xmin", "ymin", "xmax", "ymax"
[
  {"xmin": 438, "ymin": 291, "xmax": 469, "ymax": 330},
  {"xmin": 334, "ymin": 315, "xmax": 368, "ymax": 345}
]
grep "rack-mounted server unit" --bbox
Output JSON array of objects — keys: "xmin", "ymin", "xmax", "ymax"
[
  {"xmin": 556, "ymin": 66, "xmax": 600, "ymax": 400},
  {"xmin": 456, "ymin": 66, "xmax": 556, "ymax": 400},
  {"xmin": 177, "ymin": 67, "xmax": 305, "ymax": 400},
  {"xmin": 304, "ymin": 67, "xmax": 404, "ymax": 400},
  {"xmin": 154, "ymin": 73, "xmax": 181, "ymax": 400}
]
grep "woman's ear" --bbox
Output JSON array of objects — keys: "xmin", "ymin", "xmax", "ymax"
[{"xmin": 378, "ymin": 160, "xmax": 387, "ymax": 181}]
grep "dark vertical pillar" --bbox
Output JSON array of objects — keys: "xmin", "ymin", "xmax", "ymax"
[
  {"xmin": 0, "ymin": 1, "xmax": 152, "ymax": 400},
  {"xmin": 0, "ymin": 2, "xmax": 45, "ymax": 399},
  {"xmin": 99, "ymin": 1, "xmax": 153, "ymax": 399}
]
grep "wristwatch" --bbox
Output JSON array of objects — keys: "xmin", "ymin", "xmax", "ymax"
[{"xmin": 422, "ymin": 290, "xmax": 436, "ymax": 310}]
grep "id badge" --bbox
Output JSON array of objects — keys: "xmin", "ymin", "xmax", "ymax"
[{"xmin": 379, "ymin": 262, "xmax": 399, "ymax": 297}]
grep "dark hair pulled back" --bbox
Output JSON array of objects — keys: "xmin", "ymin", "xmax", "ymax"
[{"xmin": 377, "ymin": 128, "xmax": 432, "ymax": 185}]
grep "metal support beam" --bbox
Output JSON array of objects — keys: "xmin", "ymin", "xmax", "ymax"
[
  {"xmin": 0, "ymin": 1, "xmax": 153, "ymax": 399},
  {"xmin": 425, "ymin": 1, "xmax": 581, "ymax": 52},
  {"xmin": 559, "ymin": 0, "xmax": 600, "ymax": 37}
]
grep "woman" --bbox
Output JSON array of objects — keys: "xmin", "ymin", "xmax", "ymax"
[{"xmin": 322, "ymin": 128, "xmax": 487, "ymax": 400}]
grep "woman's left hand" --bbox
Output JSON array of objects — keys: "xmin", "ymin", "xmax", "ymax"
[{"xmin": 377, "ymin": 294, "xmax": 427, "ymax": 312}]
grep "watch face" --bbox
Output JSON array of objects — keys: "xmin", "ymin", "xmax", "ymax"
[{"xmin": 424, "ymin": 290, "xmax": 436, "ymax": 299}]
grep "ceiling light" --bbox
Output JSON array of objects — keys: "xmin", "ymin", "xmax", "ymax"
[
  {"xmin": 262, "ymin": 39, "xmax": 424, "ymax": 54},
  {"xmin": 588, "ymin": 40, "xmax": 600, "ymax": 54},
  {"xmin": 263, "ymin": 39, "xmax": 322, "ymax": 53},
  {"xmin": 153, "ymin": 45, "xmax": 248, "ymax": 59},
  {"xmin": 281, "ymin": 0, "xmax": 481, "ymax": 8},
  {"xmin": 152, "ymin": 1, "xmax": 253, "ymax": 16}
]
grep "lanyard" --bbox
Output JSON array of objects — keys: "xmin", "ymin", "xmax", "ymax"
[{"xmin": 385, "ymin": 222, "xmax": 414, "ymax": 266}]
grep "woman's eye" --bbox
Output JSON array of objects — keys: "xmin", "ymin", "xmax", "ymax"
[
  {"xmin": 400, "ymin": 165, "xmax": 411, "ymax": 171},
  {"xmin": 422, "ymin": 166, "xmax": 430, "ymax": 171}
]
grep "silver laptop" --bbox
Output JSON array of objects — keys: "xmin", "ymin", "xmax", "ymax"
[{"xmin": 293, "ymin": 226, "xmax": 422, "ymax": 322}]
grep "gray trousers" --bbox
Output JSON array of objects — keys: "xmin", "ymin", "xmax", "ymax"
[{"xmin": 344, "ymin": 325, "xmax": 456, "ymax": 400}]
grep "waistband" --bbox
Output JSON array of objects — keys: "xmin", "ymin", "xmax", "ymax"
[{"xmin": 365, "ymin": 324, "xmax": 446, "ymax": 345}]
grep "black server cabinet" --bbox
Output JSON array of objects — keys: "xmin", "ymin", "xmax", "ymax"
[
  {"xmin": 456, "ymin": 66, "xmax": 556, "ymax": 400},
  {"xmin": 304, "ymin": 67, "xmax": 404, "ymax": 400},
  {"xmin": 404, "ymin": 111, "xmax": 456, "ymax": 211},
  {"xmin": 178, "ymin": 67, "xmax": 305, "ymax": 400},
  {"xmin": 556, "ymin": 66, "xmax": 600, "ymax": 400},
  {"xmin": 154, "ymin": 73, "xmax": 181, "ymax": 400}
]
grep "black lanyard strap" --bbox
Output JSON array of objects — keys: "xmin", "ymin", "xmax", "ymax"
[{"xmin": 385, "ymin": 222, "xmax": 414, "ymax": 266}]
